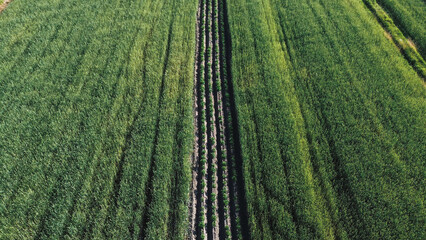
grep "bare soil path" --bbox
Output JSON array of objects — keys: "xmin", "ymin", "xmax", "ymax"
[
  {"xmin": 189, "ymin": 0, "xmax": 246, "ymax": 239},
  {"xmin": 0, "ymin": 0, "xmax": 12, "ymax": 13}
]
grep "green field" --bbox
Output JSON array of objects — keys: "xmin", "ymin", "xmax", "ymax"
[
  {"xmin": 0, "ymin": 0, "xmax": 424, "ymax": 239},
  {"xmin": 0, "ymin": 0, "xmax": 196, "ymax": 239},
  {"xmin": 228, "ymin": 0, "xmax": 425, "ymax": 239}
]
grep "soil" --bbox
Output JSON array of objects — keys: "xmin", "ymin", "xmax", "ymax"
[
  {"xmin": 189, "ymin": 0, "xmax": 244, "ymax": 239},
  {"xmin": 0, "ymin": 0, "xmax": 12, "ymax": 13}
]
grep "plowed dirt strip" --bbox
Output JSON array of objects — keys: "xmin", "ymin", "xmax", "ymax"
[
  {"xmin": 190, "ymin": 0, "xmax": 206, "ymax": 238},
  {"xmin": 190, "ymin": 0, "xmax": 246, "ymax": 239},
  {"xmin": 0, "ymin": 0, "xmax": 12, "ymax": 13},
  {"xmin": 205, "ymin": 0, "xmax": 220, "ymax": 238}
]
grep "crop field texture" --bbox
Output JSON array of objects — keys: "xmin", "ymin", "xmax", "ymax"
[
  {"xmin": 228, "ymin": 0, "xmax": 425, "ymax": 239},
  {"xmin": 0, "ymin": 0, "xmax": 197, "ymax": 239},
  {"xmin": 377, "ymin": 0, "xmax": 426, "ymax": 57},
  {"xmin": 362, "ymin": 0, "xmax": 426, "ymax": 78},
  {"xmin": 1, "ymin": 0, "xmax": 425, "ymax": 240}
]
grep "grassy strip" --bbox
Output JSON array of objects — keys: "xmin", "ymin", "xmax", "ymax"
[
  {"xmin": 227, "ymin": 0, "xmax": 330, "ymax": 238},
  {"xmin": 197, "ymin": 0, "xmax": 208, "ymax": 239},
  {"xmin": 142, "ymin": 2, "xmax": 195, "ymax": 237},
  {"xmin": 64, "ymin": 2, "xmax": 176, "ymax": 239}
]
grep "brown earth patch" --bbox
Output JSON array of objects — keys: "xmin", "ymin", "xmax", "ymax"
[{"xmin": 0, "ymin": 0, "xmax": 12, "ymax": 13}]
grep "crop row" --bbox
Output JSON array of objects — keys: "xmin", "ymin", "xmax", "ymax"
[
  {"xmin": 192, "ymin": 0, "xmax": 246, "ymax": 239},
  {"xmin": 205, "ymin": 0, "xmax": 219, "ymax": 238},
  {"xmin": 212, "ymin": 0, "xmax": 235, "ymax": 239},
  {"xmin": 217, "ymin": 0, "xmax": 245, "ymax": 239},
  {"xmin": 197, "ymin": 0, "xmax": 208, "ymax": 238},
  {"xmin": 213, "ymin": 0, "xmax": 233, "ymax": 239}
]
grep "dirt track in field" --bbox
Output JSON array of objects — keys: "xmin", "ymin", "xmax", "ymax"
[
  {"xmin": 189, "ymin": 0, "xmax": 247, "ymax": 239},
  {"xmin": 0, "ymin": 0, "xmax": 12, "ymax": 13}
]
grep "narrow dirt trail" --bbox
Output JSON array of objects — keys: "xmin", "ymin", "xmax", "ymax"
[
  {"xmin": 189, "ymin": 0, "xmax": 206, "ymax": 238},
  {"xmin": 0, "ymin": 0, "xmax": 12, "ymax": 13},
  {"xmin": 190, "ymin": 0, "xmax": 245, "ymax": 239},
  {"xmin": 205, "ymin": 0, "xmax": 220, "ymax": 239}
]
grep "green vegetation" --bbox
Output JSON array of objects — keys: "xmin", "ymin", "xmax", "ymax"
[
  {"xmin": 1, "ymin": 0, "xmax": 425, "ymax": 239},
  {"xmin": 196, "ymin": 0, "xmax": 208, "ymax": 238},
  {"xmin": 0, "ymin": 0, "xmax": 196, "ymax": 239},
  {"xmin": 228, "ymin": 0, "xmax": 425, "ymax": 239},
  {"xmin": 377, "ymin": 0, "xmax": 426, "ymax": 57},
  {"xmin": 218, "ymin": 1, "xmax": 244, "ymax": 239},
  {"xmin": 363, "ymin": 0, "xmax": 425, "ymax": 78}
]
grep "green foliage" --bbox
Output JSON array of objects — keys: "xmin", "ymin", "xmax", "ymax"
[
  {"xmin": 377, "ymin": 0, "xmax": 426, "ymax": 57},
  {"xmin": 0, "ymin": 0, "xmax": 197, "ymax": 239},
  {"xmin": 363, "ymin": 0, "xmax": 426, "ymax": 78},
  {"xmin": 228, "ymin": 0, "xmax": 425, "ymax": 239}
]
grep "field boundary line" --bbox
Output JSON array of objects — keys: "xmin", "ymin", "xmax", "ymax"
[{"xmin": 363, "ymin": 0, "xmax": 426, "ymax": 80}]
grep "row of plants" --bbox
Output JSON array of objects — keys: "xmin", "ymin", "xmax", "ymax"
[
  {"xmin": 212, "ymin": 0, "xmax": 233, "ymax": 239},
  {"xmin": 197, "ymin": 0, "xmax": 208, "ymax": 239},
  {"xmin": 218, "ymin": 0, "xmax": 243, "ymax": 238},
  {"xmin": 205, "ymin": 0, "xmax": 219, "ymax": 237},
  {"xmin": 214, "ymin": 0, "xmax": 230, "ymax": 239}
]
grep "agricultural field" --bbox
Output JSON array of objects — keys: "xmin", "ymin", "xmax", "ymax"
[
  {"xmin": 228, "ymin": 0, "xmax": 425, "ymax": 239},
  {"xmin": 0, "ymin": 0, "xmax": 197, "ymax": 239},
  {"xmin": 1, "ymin": 0, "xmax": 425, "ymax": 240}
]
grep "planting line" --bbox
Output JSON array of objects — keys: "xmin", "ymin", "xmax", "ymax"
[{"xmin": 190, "ymin": 0, "xmax": 246, "ymax": 239}]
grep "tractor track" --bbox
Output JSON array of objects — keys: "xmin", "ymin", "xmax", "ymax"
[{"xmin": 190, "ymin": 0, "xmax": 247, "ymax": 239}]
